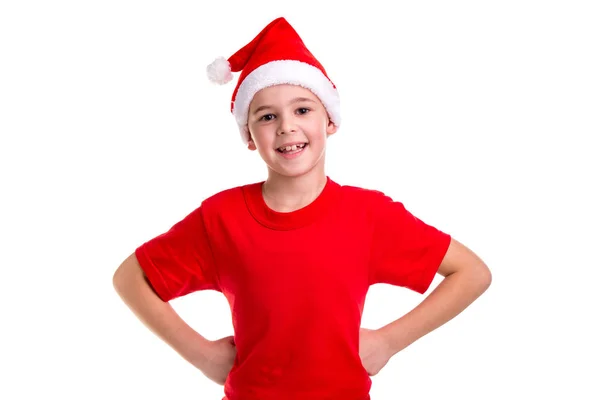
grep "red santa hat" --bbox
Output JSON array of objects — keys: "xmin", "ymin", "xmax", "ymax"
[{"xmin": 206, "ymin": 17, "xmax": 341, "ymax": 144}]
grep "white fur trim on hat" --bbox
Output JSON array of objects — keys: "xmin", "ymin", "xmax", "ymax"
[{"xmin": 232, "ymin": 60, "xmax": 341, "ymax": 144}]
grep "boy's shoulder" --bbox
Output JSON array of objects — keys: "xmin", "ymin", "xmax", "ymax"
[
  {"xmin": 338, "ymin": 181, "xmax": 389, "ymax": 202},
  {"xmin": 199, "ymin": 181, "xmax": 261, "ymax": 214},
  {"xmin": 202, "ymin": 182, "xmax": 252, "ymax": 203}
]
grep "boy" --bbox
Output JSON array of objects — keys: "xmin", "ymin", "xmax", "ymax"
[{"xmin": 113, "ymin": 17, "xmax": 492, "ymax": 400}]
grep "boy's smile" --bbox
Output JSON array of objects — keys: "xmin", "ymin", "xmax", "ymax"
[{"xmin": 276, "ymin": 141, "xmax": 308, "ymax": 158}]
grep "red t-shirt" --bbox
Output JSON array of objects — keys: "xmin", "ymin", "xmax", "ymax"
[{"xmin": 135, "ymin": 176, "xmax": 451, "ymax": 400}]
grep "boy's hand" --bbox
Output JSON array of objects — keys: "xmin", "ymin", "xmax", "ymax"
[
  {"xmin": 359, "ymin": 328, "xmax": 393, "ymax": 376},
  {"xmin": 197, "ymin": 335, "xmax": 237, "ymax": 385}
]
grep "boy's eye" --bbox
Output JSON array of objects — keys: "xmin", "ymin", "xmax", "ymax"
[
  {"xmin": 297, "ymin": 107, "xmax": 310, "ymax": 114},
  {"xmin": 260, "ymin": 114, "xmax": 275, "ymax": 121}
]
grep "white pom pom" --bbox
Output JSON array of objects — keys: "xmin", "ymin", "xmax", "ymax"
[{"xmin": 207, "ymin": 56, "xmax": 233, "ymax": 84}]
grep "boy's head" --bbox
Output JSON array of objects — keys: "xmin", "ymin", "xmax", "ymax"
[{"xmin": 207, "ymin": 17, "xmax": 341, "ymax": 146}]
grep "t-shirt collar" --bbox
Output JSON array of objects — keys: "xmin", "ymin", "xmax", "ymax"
[{"xmin": 242, "ymin": 176, "xmax": 340, "ymax": 230}]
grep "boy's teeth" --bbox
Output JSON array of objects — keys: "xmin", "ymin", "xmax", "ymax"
[{"xmin": 279, "ymin": 143, "xmax": 305, "ymax": 152}]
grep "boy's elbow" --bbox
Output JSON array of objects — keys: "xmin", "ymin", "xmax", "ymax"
[{"xmin": 475, "ymin": 262, "xmax": 492, "ymax": 293}]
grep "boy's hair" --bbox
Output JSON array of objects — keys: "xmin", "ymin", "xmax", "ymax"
[{"xmin": 206, "ymin": 17, "xmax": 341, "ymax": 145}]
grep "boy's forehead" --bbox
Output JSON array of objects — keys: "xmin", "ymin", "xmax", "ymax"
[{"xmin": 250, "ymin": 84, "xmax": 319, "ymax": 107}]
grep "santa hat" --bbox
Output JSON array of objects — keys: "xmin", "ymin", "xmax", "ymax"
[{"xmin": 206, "ymin": 17, "xmax": 341, "ymax": 144}]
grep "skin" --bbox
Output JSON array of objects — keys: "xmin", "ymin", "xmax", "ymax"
[{"xmin": 112, "ymin": 84, "xmax": 492, "ymax": 385}]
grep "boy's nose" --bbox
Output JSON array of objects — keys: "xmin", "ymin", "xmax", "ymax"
[
  {"xmin": 277, "ymin": 127, "xmax": 297, "ymax": 135},
  {"xmin": 277, "ymin": 117, "xmax": 297, "ymax": 135}
]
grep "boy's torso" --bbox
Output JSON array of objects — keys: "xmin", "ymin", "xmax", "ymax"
[{"xmin": 202, "ymin": 179, "xmax": 374, "ymax": 399}]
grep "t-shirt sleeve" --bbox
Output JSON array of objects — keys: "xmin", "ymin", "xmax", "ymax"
[
  {"xmin": 368, "ymin": 191, "xmax": 452, "ymax": 294},
  {"xmin": 134, "ymin": 205, "xmax": 220, "ymax": 302}
]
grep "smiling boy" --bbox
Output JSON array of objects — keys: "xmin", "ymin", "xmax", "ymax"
[{"xmin": 113, "ymin": 17, "xmax": 491, "ymax": 400}]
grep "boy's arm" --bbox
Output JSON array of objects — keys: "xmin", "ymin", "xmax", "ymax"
[
  {"xmin": 378, "ymin": 237, "xmax": 492, "ymax": 355},
  {"xmin": 112, "ymin": 252, "xmax": 211, "ymax": 369}
]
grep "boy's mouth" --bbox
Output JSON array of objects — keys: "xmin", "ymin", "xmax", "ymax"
[{"xmin": 276, "ymin": 142, "xmax": 308, "ymax": 154}]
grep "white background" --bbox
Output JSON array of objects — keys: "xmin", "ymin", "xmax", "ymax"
[{"xmin": 1, "ymin": 1, "xmax": 599, "ymax": 399}]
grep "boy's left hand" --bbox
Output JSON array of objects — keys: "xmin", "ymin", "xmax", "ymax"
[{"xmin": 359, "ymin": 327, "xmax": 393, "ymax": 376}]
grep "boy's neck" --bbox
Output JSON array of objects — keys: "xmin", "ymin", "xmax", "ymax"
[{"xmin": 262, "ymin": 169, "xmax": 328, "ymax": 213}]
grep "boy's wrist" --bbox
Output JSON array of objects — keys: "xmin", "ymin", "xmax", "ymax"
[{"xmin": 171, "ymin": 330, "xmax": 212, "ymax": 370}]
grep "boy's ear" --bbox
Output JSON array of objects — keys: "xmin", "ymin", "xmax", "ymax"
[
  {"xmin": 246, "ymin": 127, "xmax": 257, "ymax": 150},
  {"xmin": 326, "ymin": 119, "xmax": 338, "ymax": 137}
]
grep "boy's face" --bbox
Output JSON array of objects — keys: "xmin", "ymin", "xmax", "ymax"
[{"xmin": 247, "ymin": 84, "xmax": 337, "ymax": 178}]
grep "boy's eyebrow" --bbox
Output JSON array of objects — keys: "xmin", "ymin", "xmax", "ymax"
[{"xmin": 252, "ymin": 97, "xmax": 316, "ymax": 115}]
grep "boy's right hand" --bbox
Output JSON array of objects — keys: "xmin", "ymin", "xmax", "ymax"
[{"xmin": 197, "ymin": 335, "xmax": 237, "ymax": 385}]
